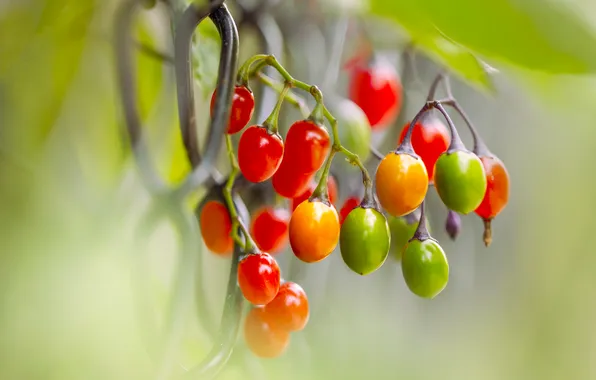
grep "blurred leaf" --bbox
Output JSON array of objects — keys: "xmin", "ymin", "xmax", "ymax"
[
  {"xmin": 192, "ymin": 18, "xmax": 221, "ymax": 99},
  {"xmin": 369, "ymin": 0, "xmax": 596, "ymax": 76},
  {"xmin": 414, "ymin": 33, "xmax": 493, "ymax": 90},
  {"xmin": 0, "ymin": 0, "xmax": 95, "ymax": 156}
]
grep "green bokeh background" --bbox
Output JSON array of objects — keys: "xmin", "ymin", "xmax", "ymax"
[{"xmin": 2, "ymin": 0, "xmax": 596, "ymax": 379}]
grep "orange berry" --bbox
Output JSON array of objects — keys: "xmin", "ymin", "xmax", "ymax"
[
  {"xmin": 262, "ymin": 282, "xmax": 309, "ymax": 331},
  {"xmin": 375, "ymin": 152, "xmax": 428, "ymax": 217},
  {"xmin": 244, "ymin": 307, "xmax": 290, "ymax": 358},
  {"xmin": 289, "ymin": 200, "xmax": 339, "ymax": 263}
]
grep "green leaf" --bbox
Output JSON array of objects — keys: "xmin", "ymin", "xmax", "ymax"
[{"xmin": 369, "ymin": 0, "xmax": 596, "ymax": 81}]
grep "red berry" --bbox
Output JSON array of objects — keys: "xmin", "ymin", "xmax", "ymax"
[
  {"xmin": 283, "ymin": 120, "xmax": 331, "ymax": 174},
  {"xmin": 272, "ymin": 161, "xmax": 315, "ymax": 199},
  {"xmin": 339, "ymin": 196, "xmax": 361, "ymax": 225},
  {"xmin": 210, "ymin": 85, "xmax": 255, "ymax": 134},
  {"xmin": 398, "ymin": 118, "xmax": 450, "ymax": 182},
  {"xmin": 262, "ymin": 282, "xmax": 309, "ymax": 332},
  {"xmin": 474, "ymin": 155, "xmax": 509, "ymax": 220},
  {"xmin": 199, "ymin": 201, "xmax": 233, "ymax": 255},
  {"xmin": 238, "ymin": 252, "xmax": 281, "ymax": 305},
  {"xmin": 250, "ymin": 207, "xmax": 290, "ymax": 254},
  {"xmin": 244, "ymin": 307, "xmax": 290, "ymax": 358},
  {"xmin": 348, "ymin": 57, "xmax": 402, "ymax": 129},
  {"xmin": 238, "ymin": 125, "xmax": 284, "ymax": 183},
  {"xmin": 290, "ymin": 175, "xmax": 338, "ymax": 211}
]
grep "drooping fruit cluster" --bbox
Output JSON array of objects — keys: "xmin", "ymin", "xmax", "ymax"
[{"xmin": 197, "ymin": 53, "xmax": 510, "ymax": 360}]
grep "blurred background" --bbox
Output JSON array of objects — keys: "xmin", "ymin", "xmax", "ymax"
[{"xmin": 1, "ymin": 0, "xmax": 596, "ymax": 379}]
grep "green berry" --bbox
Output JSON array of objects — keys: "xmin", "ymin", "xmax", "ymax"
[
  {"xmin": 434, "ymin": 150, "xmax": 487, "ymax": 214},
  {"xmin": 339, "ymin": 206, "xmax": 390, "ymax": 275},
  {"xmin": 401, "ymin": 238, "xmax": 449, "ymax": 299}
]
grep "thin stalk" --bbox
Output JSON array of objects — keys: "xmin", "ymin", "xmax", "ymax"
[
  {"xmin": 256, "ymin": 72, "xmax": 310, "ymax": 118},
  {"xmin": 412, "ymin": 201, "xmax": 431, "ymax": 241},
  {"xmin": 262, "ymin": 82, "xmax": 291, "ymax": 134}
]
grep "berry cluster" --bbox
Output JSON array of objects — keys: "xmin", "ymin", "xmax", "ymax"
[{"xmin": 198, "ymin": 53, "xmax": 509, "ymax": 358}]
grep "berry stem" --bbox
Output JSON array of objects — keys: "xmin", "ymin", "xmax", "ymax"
[
  {"xmin": 311, "ymin": 149, "xmax": 337, "ymax": 203},
  {"xmin": 427, "ymin": 71, "xmax": 447, "ymax": 101},
  {"xmin": 397, "ymin": 102, "xmax": 433, "ymax": 155},
  {"xmin": 483, "ymin": 218, "xmax": 493, "ymax": 247},
  {"xmin": 222, "ymin": 135, "xmax": 258, "ymax": 252},
  {"xmin": 434, "ymin": 74, "xmax": 491, "ymax": 156},
  {"xmin": 412, "ymin": 200, "xmax": 431, "ymax": 241},
  {"xmin": 263, "ymin": 82, "xmax": 291, "ymax": 134},
  {"xmin": 441, "ymin": 98, "xmax": 491, "ymax": 156},
  {"xmin": 432, "ymin": 101, "xmax": 466, "ymax": 152},
  {"xmin": 237, "ymin": 54, "xmax": 269, "ymax": 85},
  {"xmin": 256, "ymin": 72, "xmax": 310, "ymax": 118}
]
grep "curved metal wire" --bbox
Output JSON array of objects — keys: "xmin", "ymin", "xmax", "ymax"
[
  {"xmin": 115, "ymin": 1, "xmax": 243, "ymax": 379},
  {"xmin": 175, "ymin": 3, "xmax": 240, "ymax": 198}
]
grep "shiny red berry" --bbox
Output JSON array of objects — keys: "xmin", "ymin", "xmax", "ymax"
[
  {"xmin": 272, "ymin": 161, "xmax": 315, "ymax": 199},
  {"xmin": 398, "ymin": 117, "xmax": 450, "ymax": 182},
  {"xmin": 262, "ymin": 282, "xmax": 309, "ymax": 332},
  {"xmin": 348, "ymin": 57, "xmax": 402, "ymax": 129},
  {"xmin": 238, "ymin": 252, "xmax": 281, "ymax": 305},
  {"xmin": 244, "ymin": 307, "xmax": 290, "ymax": 358},
  {"xmin": 290, "ymin": 175, "xmax": 338, "ymax": 211},
  {"xmin": 210, "ymin": 85, "xmax": 255, "ymax": 134},
  {"xmin": 338, "ymin": 196, "xmax": 361, "ymax": 225},
  {"xmin": 238, "ymin": 125, "xmax": 284, "ymax": 183},
  {"xmin": 250, "ymin": 207, "xmax": 290, "ymax": 254},
  {"xmin": 283, "ymin": 120, "xmax": 331, "ymax": 174}
]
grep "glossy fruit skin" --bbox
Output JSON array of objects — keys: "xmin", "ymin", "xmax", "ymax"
[
  {"xmin": 262, "ymin": 282, "xmax": 309, "ymax": 332},
  {"xmin": 289, "ymin": 201, "xmax": 340, "ymax": 263},
  {"xmin": 388, "ymin": 215, "xmax": 418, "ymax": 261},
  {"xmin": 238, "ymin": 126, "xmax": 284, "ymax": 183},
  {"xmin": 250, "ymin": 207, "xmax": 290, "ymax": 254},
  {"xmin": 340, "ymin": 207, "xmax": 390, "ymax": 275},
  {"xmin": 375, "ymin": 152, "xmax": 428, "ymax": 217},
  {"xmin": 244, "ymin": 307, "xmax": 290, "ymax": 358},
  {"xmin": 434, "ymin": 151, "xmax": 487, "ymax": 214},
  {"xmin": 272, "ymin": 161, "xmax": 315, "ymax": 199},
  {"xmin": 199, "ymin": 201, "xmax": 233, "ymax": 255},
  {"xmin": 339, "ymin": 196, "xmax": 361, "ymax": 225},
  {"xmin": 284, "ymin": 120, "xmax": 331, "ymax": 174},
  {"xmin": 474, "ymin": 155, "xmax": 510, "ymax": 219},
  {"xmin": 401, "ymin": 238, "xmax": 449, "ymax": 299},
  {"xmin": 398, "ymin": 118, "xmax": 450, "ymax": 181},
  {"xmin": 331, "ymin": 98, "xmax": 371, "ymax": 160},
  {"xmin": 210, "ymin": 85, "xmax": 255, "ymax": 134},
  {"xmin": 238, "ymin": 252, "xmax": 281, "ymax": 305},
  {"xmin": 348, "ymin": 58, "xmax": 402, "ymax": 129},
  {"xmin": 290, "ymin": 176, "xmax": 338, "ymax": 211}
]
